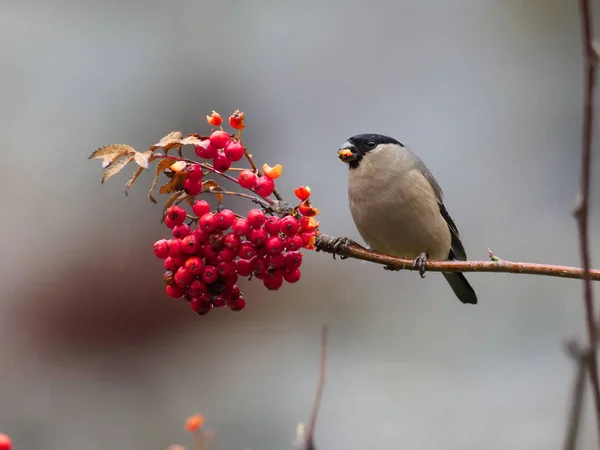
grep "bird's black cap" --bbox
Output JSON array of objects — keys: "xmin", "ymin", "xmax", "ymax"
[{"xmin": 338, "ymin": 134, "xmax": 404, "ymax": 168}]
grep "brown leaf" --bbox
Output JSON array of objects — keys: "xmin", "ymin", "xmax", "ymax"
[
  {"xmin": 134, "ymin": 150, "xmax": 153, "ymax": 169},
  {"xmin": 161, "ymin": 192, "xmax": 188, "ymax": 222},
  {"xmin": 180, "ymin": 135, "xmax": 204, "ymax": 146},
  {"xmin": 148, "ymin": 157, "xmax": 180, "ymax": 203},
  {"xmin": 202, "ymin": 180, "xmax": 223, "ymax": 204},
  {"xmin": 149, "ymin": 131, "xmax": 183, "ymax": 152},
  {"xmin": 101, "ymin": 154, "xmax": 134, "ymax": 184},
  {"xmin": 159, "ymin": 172, "xmax": 186, "ymax": 195},
  {"xmin": 125, "ymin": 166, "xmax": 144, "ymax": 196},
  {"xmin": 89, "ymin": 144, "xmax": 136, "ymax": 168}
]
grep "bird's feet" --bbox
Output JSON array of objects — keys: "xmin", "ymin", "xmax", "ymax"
[
  {"xmin": 329, "ymin": 237, "xmax": 361, "ymax": 260},
  {"xmin": 412, "ymin": 252, "xmax": 429, "ymax": 278}
]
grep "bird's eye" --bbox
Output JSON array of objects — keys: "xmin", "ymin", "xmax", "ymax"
[{"xmin": 366, "ymin": 141, "xmax": 376, "ymax": 149}]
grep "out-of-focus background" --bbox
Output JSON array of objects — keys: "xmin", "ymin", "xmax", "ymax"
[{"xmin": 1, "ymin": 0, "xmax": 599, "ymax": 449}]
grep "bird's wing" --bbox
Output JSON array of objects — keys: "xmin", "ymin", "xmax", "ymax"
[{"xmin": 438, "ymin": 202, "xmax": 467, "ymax": 261}]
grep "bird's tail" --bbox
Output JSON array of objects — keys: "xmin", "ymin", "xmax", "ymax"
[{"xmin": 442, "ymin": 272, "xmax": 478, "ymax": 305}]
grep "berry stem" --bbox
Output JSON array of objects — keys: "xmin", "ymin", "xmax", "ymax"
[{"xmin": 202, "ymin": 189, "xmax": 271, "ymax": 208}]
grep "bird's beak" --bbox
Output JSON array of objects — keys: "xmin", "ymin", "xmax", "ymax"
[{"xmin": 338, "ymin": 142, "xmax": 357, "ymax": 163}]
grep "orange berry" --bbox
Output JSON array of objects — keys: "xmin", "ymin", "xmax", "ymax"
[
  {"xmin": 206, "ymin": 110, "xmax": 223, "ymax": 126},
  {"xmin": 300, "ymin": 216, "xmax": 320, "ymax": 231},
  {"xmin": 229, "ymin": 110, "xmax": 246, "ymax": 130},
  {"xmin": 294, "ymin": 186, "xmax": 311, "ymax": 201},
  {"xmin": 262, "ymin": 163, "xmax": 283, "ymax": 179},
  {"xmin": 185, "ymin": 414, "xmax": 205, "ymax": 432},
  {"xmin": 298, "ymin": 199, "xmax": 320, "ymax": 217}
]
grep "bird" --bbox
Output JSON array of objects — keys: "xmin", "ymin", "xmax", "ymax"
[{"xmin": 337, "ymin": 133, "xmax": 477, "ymax": 305}]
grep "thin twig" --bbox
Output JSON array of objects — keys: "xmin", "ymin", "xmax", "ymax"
[
  {"xmin": 314, "ymin": 234, "xmax": 600, "ymax": 281},
  {"xmin": 576, "ymin": 0, "xmax": 600, "ymax": 440},
  {"xmin": 563, "ymin": 340, "xmax": 590, "ymax": 450},
  {"xmin": 202, "ymin": 189, "xmax": 271, "ymax": 208},
  {"xmin": 305, "ymin": 324, "xmax": 328, "ymax": 450}
]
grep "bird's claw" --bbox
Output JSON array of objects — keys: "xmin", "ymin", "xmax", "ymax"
[
  {"xmin": 331, "ymin": 237, "xmax": 353, "ymax": 260},
  {"xmin": 412, "ymin": 252, "xmax": 428, "ymax": 278}
]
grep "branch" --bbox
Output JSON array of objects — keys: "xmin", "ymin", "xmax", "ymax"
[
  {"xmin": 314, "ymin": 234, "xmax": 600, "ymax": 281},
  {"xmin": 576, "ymin": 0, "xmax": 600, "ymax": 440},
  {"xmin": 563, "ymin": 340, "xmax": 591, "ymax": 450},
  {"xmin": 305, "ymin": 324, "xmax": 328, "ymax": 450}
]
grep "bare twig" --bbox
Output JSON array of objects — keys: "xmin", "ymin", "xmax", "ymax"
[
  {"xmin": 315, "ymin": 234, "xmax": 600, "ymax": 281},
  {"xmin": 305, "ymin": 324, "xmax": 328, "ymax": 450},
  {"xmin": 202, "ymin": 188, "xmax": 271, "ymax": 208},
  {"xmin": 564, "ymin": 340, "xmax": 591, "ymax": 450},
  {"xmin": 576, "ymin": 0, "xmax": 600, "ymax": 440}
]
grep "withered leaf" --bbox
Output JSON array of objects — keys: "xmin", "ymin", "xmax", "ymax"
[
  {"xmin": 161, "ymin": 191, "xmax": 188, "ymax": 222},
  {"xmin": 101, "ymin": 154, "xmax": 134, "ymax": 184},
  {"xmin": 202, "ymin": 180, "xmax": 223, "ymax": 204},
  {"xmin": 125, "ymin": 166, "xmax": 145, "ymax": 196},
  {"xmin": 89, "ymin": 144, "xmax": 136, "ymax": 168},
  {"xmin": 180, "ymin": 135, "xmax": 204, "ymax": 147},
  {"xmin": 148, "ymin": 157, "xmax": 180, "ymax": 203},
  {"xmin": 159, "ymin": 172, "xmax": 186, "ymax": 195},
  {"xmin": 134, "ymin": 150, "xmax": 153, "ymax": 169},
  {"xmin": 149, "ymin": 131, "xmax": 183, "ymax": 152}
]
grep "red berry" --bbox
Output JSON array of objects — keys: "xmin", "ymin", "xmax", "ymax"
[
  {"xmin": 208, "ymin": 232, "xmax": 225, "ymax": 250},
  {"xmin": 285, "ymin": 235, "xmax": 303, "ymax": 251},
  {"xmin": 224, "ymin": 233, "xmax": 242, "ymax": 250},
  {"xmin": 255, "ymin": 244, "xmax": 268, "ymax": 257},
  {"xmin": 301, "ymin": 231, "xmax": 317, "ymax": 248},
  {"xmin": 263, "ymin": 274, "xmax": 284, "ymax": 291},
  {"xmin": 206, "ymin": 110, "xmax": 223, "ymax": 126},
  {"xmin": 213, "ymin": 150, "xmax": 232, "ymax": 172},
  {"xmin": 265, "ymin": 236, "xmax": 284, "ymax": 255},
  {"xmin": 237, "ymin": 259, "xmax": 253, "ymax": 276},
  {"xmin": 250, "ymin": 256, "xmax": 268, "ymax": 274},
  {"xmin": 249, "ymin": 228, "xmax": 268, "ymax": 246},
  {"xmin": 209, "ymin": 130, "xmax": 231, "ymax": 149},
  {"xmin": 217, "ymin": 261, "xmax": 237, "ymax": 277},
  {"xmin": 238, "ymin": 242, "xmax": 256, "ymax": 259},
  {"xmin": 195, "ymin": 140, "xmax": 217, "ymax": 159},
  {"xmin": 193, "ymin": 228, "xmax": 210, "ymax": 244},
  {"xmin": 164, "ymin": 256, "xmax": 180, "ymax": 272},
  {"xmin": 167, "ymin": 238, "xmax": 183, "ymax": 257},
  {"xmin": 284, "ymin": 268, "xmax": 301, "ymax": 283},
  {"xmin": 203, "ymin": 244, "xmax": 219, "ymax": 262},
  {"xmin": 232, "ymin": 218, "xmax": 250, "ymax": 236},
  {"xmin": 190, "ymin": 294, "xmax": 213, "ymax": 315},
  {"xmin": 183, "ymin": 177, "xmax": 203, "ymax": 196},
  {"xmin": 227, "ymin": 296, "xmax": 246, "ymax": 311},
  {"xmin": 199, "ymin": 213, "xmax": 217, "ymax": 233},
  {"xmin": 172, "ymin": 224, "xmax": 191, "ymax": 239},
  {"xmin": 254, "ymin": 176, "xmax": 275, "ymax": 198},
  {"xmin": 192, "ymin": 199, "xmax": 211, "ymax": 218},
  {"xmin": 0, "ymin": 434, "xmax": 12, "ymax": 450},
  {"xmin": 218, "ymin": 248, "xmax": 237, "ymax": 262},
  {"xmin": 264, "ymin": 216, "xmax": 281, "ymax": 235},
  {"xmin": 224, "ymin": 141, "xmax": 244, "ymax": 161},
  {"xmin": 285, "ymin": 251, "xmax": 303, "ymax": 270},
  {"xmin": 181, "ymin": 234, "xmax": 201, "ymax": 254},
  {"xmin": 164, "ymin": 216, "xmax": 177, "ymax": 229},
  {"xmin": 221, "ymin": 272, "xmax": 238, "ymax": 287},
  {"xmin": 238, "ymin": 170, "xmax": 257, "ymax": 189},
  {"xmin": 166, "ymin": 206, "xmax": 187, "ymax": 227},
  {"xmin": 211, "ymin": 295, "xmax": 226, "ymax": 307},
  {"xmin": 174, "ymin": 267, "xmax": 193, "ymax": 287},
  {"xmin": 201, "ymin": 265, "xmax": 219, "ymax": 284},
  {"xmin": 166, "ymin": 285, "xmax": 185, "ymax": 299},
  {"xmin": 229, "ymin": 110, "xmax": 246, "ymax": 130},
  {"xmin": 247, "ymin": 209, "xmax": 266, "ymax": 228},
  {"xmin": 186, "ymin": 163, "xmax": 204, "ymax": 181},
  {"xmin": 184, "ymin": 256, "xmax": 204, "ymax": 275},
  {"xmin": 280, "ymin": 216, "xmax": 299, "ymax": 236},
  {"xmin": 216, "ymin": 209, "xmax": 236, "ymax": 230},
  {"xmin": 189, "ymin": 279, "xmax": 207, "ymax": 296},
  {"xmin": 267, "ymin": 254, "xmax": 286, "ymax": 269},
  {"xmin": 153, "ymin": 239, "xmax": 169, "ymax": 258},
  {"xmin": 225, "ymin": 284, "xmax": 241, "ymax": 299}
]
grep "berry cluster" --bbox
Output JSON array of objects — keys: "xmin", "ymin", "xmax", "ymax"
[{"xmin": 153, "ymin": 201, "xmax": 318, "ymax": 315}]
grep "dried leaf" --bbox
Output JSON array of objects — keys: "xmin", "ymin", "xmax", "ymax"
[
  {"xmin": 180, "ymin": 135, "xmax": 204, "ymax": 146},
  {"xmin": 170, "ymin": 160, "xmax": 187, "ymax": 172},
  {"xmin": 162, "ymin": 191, "xmax": 188, "ymax": 222},
  {"xmin": 148, "ymin": 157, "xmax": 179, "ymax": 203},
  {"xmin": 202, "ymin": 180, "xmax": 223, "ymax": 204},
  {"xmin": 101, "ymin": 154, "xmax": 134, "ymax": 184},
  {"xmin": 134, "ymin": 150, "xmax": 153, "ymax": 169},
  {"xmin": 149, "ymin": 131, "xmax": 183, "ymax": 152},
  {"xmin": 125, "ymin": 166, "xmax": 144, "ymax": 196},
  {"xmin": 159, "ymin": 172, "xmax": 186, "ymax": 195},
  {"xmin": 89, "ymin": 144, "xmax": 136, "ymax": 167}
]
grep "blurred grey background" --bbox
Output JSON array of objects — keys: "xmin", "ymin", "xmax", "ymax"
[{"xmin": 1, "ymin": 0, "xmax": 600, "ymax": 449}]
